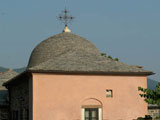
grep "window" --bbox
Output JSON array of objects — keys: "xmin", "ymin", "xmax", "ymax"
[
  {"xmin": 106, "ymin": 89, "xmax": 113, "ymax": 97},
  {"xmin": 12, "ymin": 109, "xmax": 28, "ymax": 120},
  {"xmin": 82, "ymin": 108, "xmax": 102, "ymax": 120},
  {"xmin": 85, "ymin": 108, "xmax": 98, "ymax": 120},
  {"xmin": 12, "ymin": 111, "xmax": 18, "ymax": 120}
]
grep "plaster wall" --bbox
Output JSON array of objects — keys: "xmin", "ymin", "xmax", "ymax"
[{"xmin": 32, "ymin": 73, "xmax": 147, "ymax": 120}]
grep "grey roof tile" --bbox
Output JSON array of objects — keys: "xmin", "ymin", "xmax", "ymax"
[
  {"xmin": 28, "ymin": 50, "xmax": 152, "ymax": 75},
  {"xmin": 0, "ymin": 69, "xmax": 18, "ymax": 90},
  {"xmin": 28, "ymin": 32, "xmax": 100, "ymax": 68},
  {"xmin": 25, "ymin": 32, "xmax": 153, "ymax": 75}
]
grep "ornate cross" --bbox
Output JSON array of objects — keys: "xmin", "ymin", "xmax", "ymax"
[{"xmin": 58, "ymin": 8, "xmax": 74, "ymax": 26}]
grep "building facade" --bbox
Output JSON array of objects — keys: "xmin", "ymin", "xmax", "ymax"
[
  {"xmin": 0, "ymin": 70, "xmax": 18, "ymax": 120},
  {"xmin": 3, "ymin": 29, "xmax": 153, "ymax": 120}
]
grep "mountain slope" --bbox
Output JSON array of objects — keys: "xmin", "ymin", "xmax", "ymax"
[
  {"xmin": 147, "ymin": 78, "xmax": 159, "ymax": 90},
  {"xmin": 13, "ymin": 67, "xmax": 26, "ymax": 73},
  {"xmin": 0, "ymin": 67, "xmax": 8, "ymax": 72},
  {"xmin": 0, "ymin": 66, "xmax": 26, "ymax": 73}
]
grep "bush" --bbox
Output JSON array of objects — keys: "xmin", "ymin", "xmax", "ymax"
[
  {"xmin": 156, "ymin": 114, "xmax": 160, "ymax": 119},
  {"xmin": 137, "ymin": 115, "xmax": 152, "ymax": 120},
  {"xmin": 137, "ymin": 117, "xmax": 144, "ymax": 120}
]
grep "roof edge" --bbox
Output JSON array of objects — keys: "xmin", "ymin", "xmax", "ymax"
[
  {"xmin": 3, "ymin": 70, "xmax": 154, "ymax": 86},
  {"xmin": 28, "ymin": 69, "xmax": 154, "ymax": 76},
  {"xmin": 2, "ymin": 71, "xmax": 29, "ymax": 86}
]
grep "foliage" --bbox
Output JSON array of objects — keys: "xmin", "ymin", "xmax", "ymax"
[
  {"xmin": 137, "ymin": 117, "xmax": 144, "ymax": 120},
  {"xmin": 138, "ymin": 83, "xmax": 160, "ymax": 119},
  {"xmin": 114, "ymin": 58, "xmax": 119, "ymax": 61},
  {"xmin": 101, "ymin": 53, "xmax": 119, "ymax": 61},
  {"xmin": 138, "ymin": 82, "xmax": 160, "ymax": 107},
  {"xmin": 156, "ymin": 114, "xmax": 160, "ymax": 119},
  {"xmin": 101, "ymin": 53, "xmax": 107, "ymax": 57},
  {"xmin": 137, "ymin": 115, "xmax": 152, "ymax": 120},
  {"xmin": 107, "ymin": 55, "xmax": 113, "ymax": 59}
]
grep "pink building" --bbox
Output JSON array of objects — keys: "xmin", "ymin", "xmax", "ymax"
[{"xmin": 3, "ymin": 27, "xmax": 153, "ymax": 120}]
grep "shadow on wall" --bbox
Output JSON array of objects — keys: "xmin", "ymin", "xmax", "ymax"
[
  {"xmin": 0, "ymin": 90, "xmax": 9, "ymax": 105},
  {"xmin": 0, "ymin": 90, "xmax": 9, "ymax": 120}
]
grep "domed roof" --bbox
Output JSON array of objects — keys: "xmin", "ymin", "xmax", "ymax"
[
  {"xmin": 27, "ymin": 32, "xmax": 100, "ymax": 68},
  {"xmin": 3, "ymin": 30, "xmax": 153, "ymax": 87},
  {"xmin": 27, "ymin": 32, "xmax": 152, "ymax": 75}
]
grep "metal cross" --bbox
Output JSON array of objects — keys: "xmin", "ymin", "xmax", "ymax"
[{"xmin": 58, "ymin": 8, "xmax": 74, "ymax": 26}]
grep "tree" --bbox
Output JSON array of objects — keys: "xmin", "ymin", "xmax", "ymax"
[
  {"xmin": 138, "ymin": 82, "xmax": 160, "ymax": 119},
  {"xmin": 138, "ymin": 82, "xmax": 160, "ymax": 106}
]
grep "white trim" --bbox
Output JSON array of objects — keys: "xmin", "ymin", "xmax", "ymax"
[
  {"xmin": 98, "ymin": 108, "xmax": 102, "ymax": 120},
  {"xmin": 81, "ymin": 108, "xmax": 85, "ymax": 120}
]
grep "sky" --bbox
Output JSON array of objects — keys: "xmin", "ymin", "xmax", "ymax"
[{"xmin": 0, "ymin": 0, "xmax": 160, "ymax": 81}]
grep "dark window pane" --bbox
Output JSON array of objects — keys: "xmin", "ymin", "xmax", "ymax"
[{"xmin": 85, "ymin": 108, "xmax": 98, "ymax": 120}]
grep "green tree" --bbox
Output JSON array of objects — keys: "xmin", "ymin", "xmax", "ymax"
[
  {"xmin": 138, "ymin": 83, "xmax": 160, "ymax": 106},
  {"xmin": 138, "ymin": 82, "xmax": 160, "ymax": 119}
]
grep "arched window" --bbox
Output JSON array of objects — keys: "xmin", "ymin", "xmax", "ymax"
[{"xmin": 81, "ymin": 98, "xmax": 102, "ymax": 120}]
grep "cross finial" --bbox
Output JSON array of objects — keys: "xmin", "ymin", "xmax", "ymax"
[{"xmin": 57, "ymin": 8, "xmax": 74, "ymax": 28}]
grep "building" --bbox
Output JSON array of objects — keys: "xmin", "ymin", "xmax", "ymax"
[
  {"xmin": 3, "ymin": 26, "xmax": 153, "ymax": 120},
  {"xmin": 0, "ymin": 69, "xmax": 18, "ymax": 120}
]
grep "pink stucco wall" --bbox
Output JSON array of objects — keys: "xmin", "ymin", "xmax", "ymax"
[{"xmin": 32, "ymin": 73, "xmax": 147, "ymax": 120}]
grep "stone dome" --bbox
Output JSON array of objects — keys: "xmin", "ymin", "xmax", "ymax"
[{"xmin": 27, "ymin": 32, "xmax": 101, "ymax": 68}]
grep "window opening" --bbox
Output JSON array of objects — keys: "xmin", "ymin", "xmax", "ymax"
[
  {"xmin": 106, "ymin": 89, "xmax": 113, "ymax": 97},
  {"xmin": 85, "ymin": 108, "xmax": 99, "ymax": 120}
]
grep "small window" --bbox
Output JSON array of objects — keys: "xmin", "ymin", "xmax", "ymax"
[
  {"xmin": 85, "ymin": 108, "xmax": 98, "ymax": 120},
  {"xmin": 106, "ymin": 90, "xmax": 113, "ymax": 97}
]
